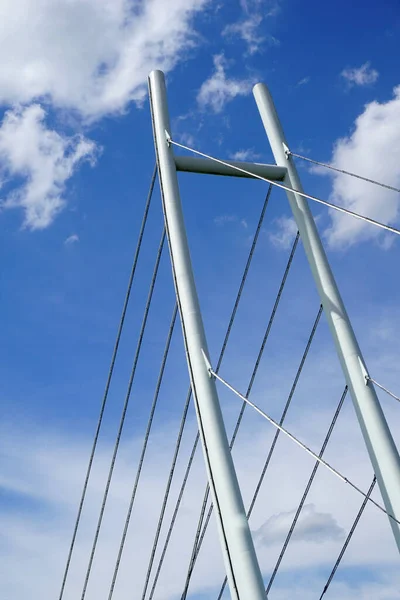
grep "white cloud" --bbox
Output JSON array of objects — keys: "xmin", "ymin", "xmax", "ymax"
[
  {"xmin": 0, "ymin": 0, "xmax": 209, "ymax": 120},
  {"xmin": 230, "ymin": 148, "xmax": 260, "ymax": 161},
  {"xmin": 321, "ymin": 86, "xmax": 400, "ymax": 248},
  {"xmin": 0, "ymin": 105, "xmax": 97, "ymax": 229},
  {"xmin": 0, "ymin": 0, "xmax": 211, "ymax": 231},
  {"xmin": 254, "ymin": 503, "xmax": 345, "ymax": 546},
  {"xmin": 64, "ymin": 234, "xmax": 80, "ymax": 246},
  {"xmin": 268, "ymin": 215, "xmax": 297, "ymax": 249},
  {"xmin": 197, "ymin": 55, "xmax": 254, "ymax": 113},
  {"xmin": 341, "ymin": 62, "xmax": 379, "ymax": 87}
]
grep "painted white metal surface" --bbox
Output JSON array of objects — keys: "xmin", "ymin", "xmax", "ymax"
[
  {"xmin": 254, "ymin": 82, "xmax": 400, "ymax": 553},
  {"xmin": 149, "ymin": 69, "xmax": 267, "ymax": 600}
]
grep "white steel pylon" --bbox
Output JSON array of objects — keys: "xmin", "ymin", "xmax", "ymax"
[
  {"xmin": 253, "ymin": 83, "xmax": 400, "ymax": 554},
  {"xmin": 148, "ymin": 70, "xmax": 268, "ymax": 600}
]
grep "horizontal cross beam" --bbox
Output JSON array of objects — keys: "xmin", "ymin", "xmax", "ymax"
[{"xmin": 175, "ymin": 155, "xmax": 287, "ymax": 180}]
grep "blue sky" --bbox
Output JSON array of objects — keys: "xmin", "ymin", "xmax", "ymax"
[{"xmin": 1, "ymin": 1, "xmax": 400, "ymax": 599}]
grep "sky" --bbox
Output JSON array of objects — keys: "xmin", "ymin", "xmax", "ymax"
[{"xmin": 1, "ymin": 1, "xmax": 400, "ymax": 599}]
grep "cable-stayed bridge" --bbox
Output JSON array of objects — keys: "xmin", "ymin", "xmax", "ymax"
[{"xmin": 56, "ymin": 71, "xmax": 400, "ymax": 600}]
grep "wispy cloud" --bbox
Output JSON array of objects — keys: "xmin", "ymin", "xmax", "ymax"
[
  {"xmin": 240, "ymin": 0, "xmax": 281, "ymax": 18},
  {"xmin": 0, "ymin": 105, "xmax": 97, "ymax": 229},
  {"xmin": 64, "ymin": 234, "xmax": 79, "ymax": 245},
  {"xmin": 268, "ymin": 215, "xmax": 297, "ymax": 250},
  {"xmin": 297, "ymin": 76, "xmax": 310, "ymax": 86},
  {"xmin": 341, "ymin": 62, "xmax": 379, "ymax": 87},
  {"xmin": 224, "ymin": 0, "xmax": 280, "ymax": 54},
  {"xmin": 214, "ymin": 213, "xmax": 248, "ymax": 228},
  {"xmin": 223, "ymin": 15, "xmax": 279, "ymax": 55},
  {"xmin": 1, "ymin": 385, "xmax": 399, "ymax": 600},
  {"xmin": 197, "ymin": 55, "xmax": 254, "ymax": 113},
  {"xmin": 229, "ymin": 148, "xmax": 260, "ymax": 161}
]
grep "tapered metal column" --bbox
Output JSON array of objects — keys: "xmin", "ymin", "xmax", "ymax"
[
  {"xmin": 148, "ymin": 70, "xmax": 266, "ymax": 599},
  {"xmin": 254, "ymin": 82, "xmax": 400, "ymax": 552}
]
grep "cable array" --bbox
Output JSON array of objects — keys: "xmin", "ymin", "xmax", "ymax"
[
  {"xmin": 140, "ymin": 386, "xmax": 193, "ymax": 600},
  {"xmin": 180, "ymin": 231, "xmax": 300, "ymax": 597},
  {"xmin": 266, "ymin": 386, "xmax": 348, "ymax": 594},
  {"xmin": 57, "ymin": 165, "xmax": 157, "ymax": 600},
  {"xmin": 147, "ymin": 423, "xmax": 200, "ymax": 600},
  {"xmin": 217, "ymin": 305, "xmax": 323, "ymax": 599},
  {"xmin": 107, "ymin": 304, "xmax": 178, "ymax": 600},
  {"xmin": 140, "ymin": 186, "xmax": 274, "ymax": 599},
  {"xmin": 319, "ymin": 476, "xmax": 377, "ymax": 599},
  {"xmin": 210, "ymin": 368, "xmax": 399, "ymax": 525},
  {"xmin": 80, "ymin": 229, "xmax": 166, "ymax": 600}
]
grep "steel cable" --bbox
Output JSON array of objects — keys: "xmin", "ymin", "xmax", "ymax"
[{"xmin": 290, "ymin": 151, "xmax": 400, "ymax": 194}]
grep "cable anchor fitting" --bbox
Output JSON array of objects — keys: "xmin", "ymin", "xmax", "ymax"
[
  {"xmin": 283, "ymin": 143, "xmax": 291, "ymax": 159},
  {"xmin": 201, "ymin": 349, "xmax": 214, "ymax": 378}
]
